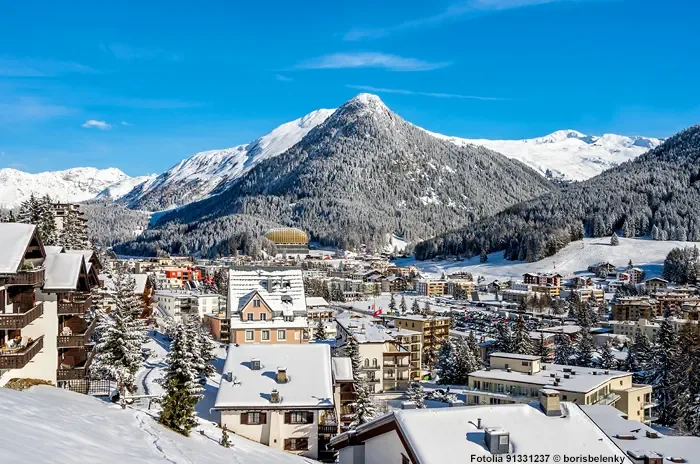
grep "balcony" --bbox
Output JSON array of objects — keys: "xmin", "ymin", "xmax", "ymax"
[
  {"xmin": 0, "ymin": 335, "xmax": 44, "ymax": 370},
  {"xmin": 5, "ymin": 268, "xmax": 45, "ymax": 286},
  {"xmin": 57, "ymin": 348, "xmax": 95, "ymax": 381},
  {"xmin": 0, "ymin": 302, "xmax": 44, "ymax": 330},
  {"xmin": 58, "ymin": 295, "xmax": 93, "ymax": 315},
  {"xmin": 367, "ymin": 378, "xmax": 380, "ymax": 383},
  {"xmin": 361, "ymin": 365, "xmax": 380, "ymax": 371},
  {"xmin": 318, "ymin": 424, "xmax": 338, "ymax": 434},
  {"xmin": 57, "ymin": 318, "xmax": 97, "ymax": 348}
]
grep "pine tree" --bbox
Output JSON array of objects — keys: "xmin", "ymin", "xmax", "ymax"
[
  {"xmin": 59, "ymin": 209, "xmax": 85, "ymax": 250},
  {"xmin": 512, "ymin": 316, "xmax": 533, "ymax": 355},
  {"xmin": 610, "ymin": 232, "xmax": 620, "ymax": 246},
  {"xmin": 38, "ymin": 195, "xmax": 57, "ymax": 245},
  {"xmin": 630, "ymin": 328, "xmax": 652, "ymax": 380},
  {"xmin": 411, "ymin": 299, "xmax": 420, "ymax": 314},
  {"xmin": 406, "ymin": 381, "xmax": 425, "ymax": 408},
  {"xmin": 344, "ymin": 337, "xmax": 361, "ymax": 381},
  {"xmin": 494, "ymin": 321, "xmax": 513, "ymax": 353},
  {"xmin": 18, "ymin": 194, "xmax": 41, "ymax": 225},
  {"xmin": 186, "ymin": 315, "xmax": 216, "ymax": 378},
  {"xmin": 423, "ymin": 301, "xmax": 431, "ymax": 315},
  {"xmin": 435, "ymin": 339, "xmax": 455, "ymax": 385},
  {"xmin": 91, "ymin": 266, "xmax": 145, "ymax": 393},
  {"xmin": 574, "ymin": 330, "xmax": 595, "ymax": 368},
  {"xmin": 598, "ymin": 340, "xmax": 618, "ymax": 370},
  {"xmin": 220, "ymin": 426, "xmax": 232, "ymax": 448},
  {"xmin": 400, "ymin": 295, "xmax": 407, "ymax": 314},
  {"xmin": 159, "ymin": 323, "xmax": 203, "ymax": 435},
  {"xmin": 388, "ymin": 293, "xmax": 397, "ymax": 313},
  {"xmin": 534, "ymin": 333, "xmax": 552, "ymax": 362},
  {"xmin": 315, "ymin": 319, "xmax": 327, "ymax": 340},
  {"xmin": 480, "ymin": 250, "xmax": 488, "ymax": 263},
  {"xmin": 453, "ymin": 336, "xmax": 480, "ymax": 384},
  {"xmin": 649, "ymin": 319, "xmax": 680, "ymax": 426},
  {"xmin": 554, "ymin": 333, "xmax": 573, "ymax": 365},
  {"xmin": 350, "ymin": 379, "xmax": 378, "ymax": 428}
]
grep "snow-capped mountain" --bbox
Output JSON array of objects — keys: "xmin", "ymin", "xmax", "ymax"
[
  {"xmin": 120, "ymin": 108, "xmax": 335, "ymax": 211},
  {"xmin": 95, "ymin": 174, "xmax": 157, "ymax": 200},
  {"xmin": 0, "ymin": 167, "xmax": 130, "ymax": 208},
  {"xmin": 426, "ymin": 129, "xmax": 663, "ymax": 181}
]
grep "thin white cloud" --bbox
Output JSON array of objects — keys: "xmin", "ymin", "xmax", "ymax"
[
  {"xmin": 345, "ymin": 0, "xmax": 570, "ymax": 41},
  {"xmin": 347, "ymin": 84, "xmax": 507, "ymax": 101},
  {"xmin": 101, "ymin": 43, "xmax": 182, "ymax": 62},
  {"xmin": 0, "ymin": 56, "xmax": 98, "ymax": 77},
  {"xmin": 81, "ymin": 120, "xmax": 112, "ymax": 130},
  {"xmin": 295, "ymin": 53, "xmax": 450, "ymax": 72},
  {"xmin": 120, "ymin": 121, "xmax": 132, "ymax": 126},
  {"xmin": 276, "ymin": 74, "xmax": 293, "ymax": 82}
]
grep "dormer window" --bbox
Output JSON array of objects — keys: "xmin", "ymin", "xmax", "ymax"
[{"xmin": 253, "ymin": 299, "xmax": 261, "ymax": 307}]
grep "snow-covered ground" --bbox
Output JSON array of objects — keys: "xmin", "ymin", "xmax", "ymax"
[
  {"xmin": 0, "ymin": 384, "xmax": 317, "ymax": 463},
  {"xmin": 399, "ymin": 236, "xmax": 700, "ymax": 282}
]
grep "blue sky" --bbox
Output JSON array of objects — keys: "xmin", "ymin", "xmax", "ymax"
[{"xmin": 1, "ymin": 0, "xmax": 698, "ymax": 175}]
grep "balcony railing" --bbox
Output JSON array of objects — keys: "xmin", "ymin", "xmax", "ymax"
[
  {"xmin": 0, "ymin": 302, "xmax": 44, "ymax": 330},
  {"xmin": 5, "ymin": 268, "xmax": 45, "ymax": 286},
  {"xmin": 57, "ymin": 318, "xmax": 97, "ymax": 348},
  {"xmin": 57, "ymin": 348, "xmax": 95, "ymax": 381},
  {"xmin": 58, "ymin": 296, "xmax": 93, "ymax": 315},
  {"xmin": 361, "ymin": 365, "xmax": 380, "ymax": 370},
  {"xmin": 367, "ymin": 378, "xmax": 380, "ymax": 383},
  {"xmin": 318, "ymin": 424, "xmax": 338, "ymax": 434},
  {"xmin": 0, "ymin": 335, "xmax": 44, "ymax": 370}
]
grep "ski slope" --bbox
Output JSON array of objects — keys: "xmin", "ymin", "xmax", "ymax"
[{"xmin": 401, "ymin": 237, "xmax": 699, "ymax": 282}]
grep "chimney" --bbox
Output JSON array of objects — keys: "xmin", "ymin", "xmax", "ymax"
[
  {"xmin": 251, "ymin": 358, "xmax": 261, "ymax": 370},
  {"xmin": 270, "ymin": 389, "xmax": 280, "ymax": 403},
  {"xmin": 477, "ymin": 418, "xmax": 482, "ymax": 429},
  {"xmin": 484, "ymin": 427, "xmax": 510, "ymax": 454},
  {"xmin": 539, "ymin": 389, "xmax": 562, "ymax": 417},
  {"xmin": 277, "ymin": 366, "xmax": 288, "ymax": 383}
]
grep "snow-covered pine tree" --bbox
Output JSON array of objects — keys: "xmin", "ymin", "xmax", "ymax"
[
  {"xmin": 610, "ymin": 232, "xmax": 620, "ymax": 246},
  {"xmin": 37, "ymin": 195, "xmax": 57, "ymax": 245},
  {"xmin": 649, "ymin": 318, "xmax": 680, "ymax": 426},
  {"xmin": 344, "ymin": 337, "xmax": 361, "ymax": 380},
  {"xmin": 512, "ymin": 316, "xmax": 534, "ymax": 355},
  {"xmin": 598, "ymin": 340, "xmax": 618, "ymax": 370},
  {"xmin": 350, "ymin": 379, "xmax": 378, "ymax": 428},
  {"xmin": 630, "ymin": 328, "xmax": 652, "ymax": 380},
  {"xmin": 388, "ymin": 293, "xmax": 397, "ymax": 313},
  {"xmin": 406, "ymin": 382, "xmax": 425, "ymax": 408},
  {"xmin": 411, "ymin": 299, "xmax": 420, "ymax": 314},
  {"xmin": 91, "ymin": 265, "xmax": 145, "ymax": 398},
  {"xmin": 494, "ymin": 321, "xmax": 513, "ymax": 353},
  {"xmin": 159, "ymin": 322, "xmax": 203, "ymax": 435},
  {"xmin": 554, "ymin": 333, "xmax": 573, "ymax": 365},
  {"xmin": 400, "ymin": 295, "xmax": 407, "ymax": 314},
  {"xmin": 673, "ymin": 324, "xmax": 700, "ymax": 434},
  {"xmin": 534, "ymin": 333, "xmax": 552, "ymax": 362},
  {"xmin": 190, "ymin": 315, "xmax": 216, "ymax": 378},
  {"xmin": 467, "ymin": 330, "xmax": 481, "ymax": 361},
  {"xmin": 59, "ymin": 208, "xmax": 85, "ymax": 250},
  {"xmin": 17, "ymin": 194, "xmax": 41, "ymax": 225},
  {"xmin": 435, "ymin": 339, "xmax": 455, "ymax": 385},
  {"xmin": 423, "ymin": 301, "xmax": 431, "ymax": 315},
  {"xmin": 453, "ymin": 336, "xmax": 480, "ymax": 384},
  {"xmin": 315, "ymin": 319, "xmax": 327, "ymax": 340},
  {"xmin": 220, "ymin": 426, "xmax": 232, "ymax": 448}
]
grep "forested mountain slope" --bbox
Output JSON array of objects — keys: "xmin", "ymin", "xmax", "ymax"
[
  {"xmin": 415, "ymin": 125, "xmax": 700, "ymax": 262},
  {"xmin": 116, "ymin": 94, "xmax": 553, "ymax": 257}
]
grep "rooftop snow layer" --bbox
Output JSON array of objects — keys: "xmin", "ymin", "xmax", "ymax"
[
  {"xmin": 43, "ymin": 253, "xmax": 84, "ymax": 291},
  {"xmin": 0, "ymin": 223, "xmax": 36, "ymax": 274},
  {"xmin": 331, "ymin": 357, "xmax": 354, "ymax": 383},
  {"xmin": 215, "ymin": 344, "xmax": 334, "ymax": 409}
]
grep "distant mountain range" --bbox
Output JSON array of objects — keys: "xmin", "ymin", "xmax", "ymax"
[{"xmin": 0, "ymin": 95, "xmax": 662, "ymax": 210}]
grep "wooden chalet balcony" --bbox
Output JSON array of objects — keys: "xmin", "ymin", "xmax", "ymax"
[
  {"xmin": 58, "ymin": 295, "xmax": 93, "ymax": 315},
  {"xmin": 57, "ymin": 348, "xmax": 95, "ymax": 381},
  {"xmin": 0, "ymin": 302, "xmax": 43, "ymax": 330},
  {"xmin": 318, "ymin": 424, "xmax": 338, "ymax": 434},
  {"xmin": 0, "ymin": 335, "xmax": 44, "ymax": 370},
  {"xmin": 57, "ymin": 318, "xmax": 97, "ymax": 348},
  {"xmin": 5, "ymin": 268, "xmax": 45, "ymax": 286}
]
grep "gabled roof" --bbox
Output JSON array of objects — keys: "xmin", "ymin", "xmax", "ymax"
[
  {"xmin": 0, "ymin": 223, "xmax": 38, "ymax": 274},
  {"xmin": 44, "ymin": 246, "xmax": 65, "ymax": 255},
  {"xmin": 214, "ymin": 344, "xmax": 334, "ymax": 410},
  {"xmin": 99, "ymin": 273, "xmax": 149, "ymax": 295},
  {"xmin": 305, "ymin": 296, "xmax": 329, "ymax": 307},
  {"xmin": 43, "ymin": 253, "xmax": 85, "ymax": 291},
  {"xmin": 331, "ymin": 357, "xmax": 354, "ymax": 383}
]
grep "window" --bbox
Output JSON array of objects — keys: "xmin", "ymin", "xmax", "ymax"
[
  {"xmin": 260, "ymin": 313, "xmax": 267, "ymax": 321},
  {"xmin": 247, "ymin": 313, "xmax": 254, "ymax": 321},
  {"xmin": 562, "ymin": 395, "xmax": 568, "ymax": 401},
  {"xmin": 277, "ymin": 330, "xmax": 286, "ymax": 341},
  {"xmin": 285, "ymin": 411, "xmax": 313, "ymax": 424},
  {"xmin": 522, "ymin": 361, "xmax": 529, "ymax": 366},
  {"xmin": 364, "ymin": 358, "xmax": 369, "ymax": 367},
  {"xmin": 262, "ymin": 330, "xmax": 270, "ymax": 341},
  {"xmin": 246, "ymin": 330, "xmax": 254, "ymax": 341},
  {"xmin": 284, "ymin": 437, "xmax": 309, "ymax": 451},
  {"xmin": 372, "ymin": 358, "xmax": 378, "ymax": 367},
  {"xmin": 241, "ymin": 412, "xmax": 266, "ymax": 425}
]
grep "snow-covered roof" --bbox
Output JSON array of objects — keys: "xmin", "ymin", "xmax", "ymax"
[
  {"xmin": 215, "ymin": 344, "xmax": 334, "ymax": 410},
  {"xmin": 65, "ymin": 249, "xmax": 95, "ymax": 262},
  {"xmin": 43, "ymin": 253, "xmax": 84, "ymax": 291},
  {"xmin": 99, "ymin": 273, "xmax": 149, "ymax": 295},
  {"xmin": 490, "ymin": 352, "xmax": 541, "ymax": 361},
  {"xmin": 0, "ymin": 223, "xmax": 37, "ymax": 274},
  {"xmin": 305, "ymin": 296, "xmax": 329, "ymax": 308},
  {"xmin": 44, "ymin": 245, "xmax": 65, "ymax": 255},
  {"xmin": 335, "ymin": 403, "xmax": 626, "ymax": 462},
  {"xmin": 335, "ymin": 315, "xmax": 394, "ymax": 343},
  {"xmin": 0, "ymin": 386, "xmax": 316, "ymax": 464},
  {"xmin": 581, "ymin": 405, "xmax": 700, "ymax": 464},
  {"xmin": 228, "ymin": 267, "xmax": 306, "ymax": 315},
  {"xmin": 470, "ymin": 363, "xmax": 631, "ymax": 394},
  {"xmin": 331, "ymin": 357, "xmax": 354, "ymax": 382}
]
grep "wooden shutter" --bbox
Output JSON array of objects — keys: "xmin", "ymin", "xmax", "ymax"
[
  {"xmin": 240, "ymin": 413, "xmax": 248, "ymax": 425},
  {"xmin": 306, "ymin": 411, "xmax": 314, "ymax": 424},
  {"xmin": 260, "ymin": 412, "xmax": 267, "ymax": 424},
  {"xmin": 284, "ymin": 412, "xmax": 291, "ymax": 424},
  {"xmin": 284, "ymin": 439, "xmax": 291, "ymax": 451}
]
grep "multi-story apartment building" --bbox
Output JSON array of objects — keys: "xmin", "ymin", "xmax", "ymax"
[
  {"xmin": 331, "ymin": 357, "xmax": 356, "ymax": 431},
  {"xmin": 163, "ymin": 267, "xmax": 202, "ymax": 283},
  {"xmin": 612, "ymin": 296, "xmax": 657, "ymax": 321},
  {"xmin": 335, "ymin": 314, "xmax": 412, "ymax": 393},
  {"xmin": 446, "ymin": 279, "xmax": 475, "ymax": 296},
  {"xmin": 466, "ymin": 352, "xmax": 655, "ymax": 423},
  {"xmin": 655, "ymin": 292, "xmax": 700, "ymax": 316},
  {"xmin": 414, "ymin": 280, "xmax": 446, "ymax": 297},
  {"xmin": 606, "ymin": 319, "xmax": 660, "ymax": 340},
  {"xmin": 573, "ymin": 287, "xmax": 605, "ymax": 305},
  {"xmin": 306, "ymin": 297, "xmax": 333, "ymax": 322},
  {"xmin": 384, "ymin": 327, "xmax": 423, "ymax": 380},
  {"xmin": 153, "ymin": 290, "xmax": 219, "ymax": 320},
  {"xmin": 644, "ymin": 277, "xmax": 669, "ymax": 292},
  {"xmin": 389, "ymin": 314, "xmax": 450, "ymax": 362},
  {"xmin": 214, "ymin": 344, "xmax": 336, "ymax": 461},
  {"xmin": 522, "ymin": 272, "xmax": 562, "ymax": 297},
  {"xmin": 51, "ymin": 203, "xmax": 89, "ymax": 249}
]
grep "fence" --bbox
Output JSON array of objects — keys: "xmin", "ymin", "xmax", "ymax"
[{"xmin": 58, "ymin": 379, "xmax": 117, "ymax": 396}]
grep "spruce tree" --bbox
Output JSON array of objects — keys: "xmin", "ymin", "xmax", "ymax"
[
  {"xmin": 400, "ymin": 295, "xmax": 407, "ymax": 314},
  {"xmin": 453, "ymin": 336, "xmax": 480, "ymax": 384},
  {"xmin": 18, "ymin": 194, "xmax": 41, "ymax": 225},
  {"xmin": 494, "ymin": 321, "xmax": 513, "ymax": 353},
  {"xmin": 38, "ymin": 195, "xmax": 57, "ymax": 245},
  {"xmin": 186, "ymin": 315, "xmax": 216, "ymax": 378},
  {"xmin": 534, "ymin": 333, "xmax": 552, "ymax": 362},
  {"xmin": 344, "ymin": 337, "xmax": 361, "ymax": 380},
  {"xmin": 574, "ymin": 330, "xmax": 595, "ymax": 368},
  {"xmin": 59, "ymin": 209, "xmax": 85, "ymax": 250},
  {"xmin": 554, "ymin": 333, "xmax": 573, "ymax": 365},
  {"xmin": 423, "ymin": 301, "xmax": 431, "ymax": 315},
  {"xmin": 220, "ymin": 426, "xmax": 232, "ymax": 448},
  {"xmin": 350, "ymin": 379, "xmax": 378, "ymax": 428},
  {"xmin": 411, "ymin": 299, "xmax": 420, "ymax": 314},
  {"xmin": 406, "ymin": 382, "xmax": 425, "ymax": 408},
  {"xmin": 315, "ymin": 319, "xmax": 327, "ymax": 340},
  {"xmin": 512, "ymin": 316, "xmax": 533, "ymax": 355},
  {"xmin": 388, "ymin": 293, "xmax": 397, "ymax": 313},
  {"xmin": 435, "ymin": 339, "xmax": 455, "ymax": 385},
  {"xmin": 649, "ymin": 319, "xmax": 680, "ymax": 425},
  {"xmin": 610, "ymin": 232, "xmax": 620, "ymax": 246},
  {"xmin": 598, "ymin": 340, "xmax": 618, "ymax": 370},
  {"xmin": 159, "ymin": 323, "xmax": 203, "ymax": 435}
]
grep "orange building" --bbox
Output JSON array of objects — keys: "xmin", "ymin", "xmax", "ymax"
[{"xmin": 163, "ymin": 267, "xmax": 202, "ymax": 282}]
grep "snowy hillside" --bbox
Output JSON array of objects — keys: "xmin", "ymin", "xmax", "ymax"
[
  {"xmin": 96, "ymin": 174, "xmax": 158, "ymax": 200},
  {"xmin": 121, "ymin": 108, "xmax": 335, "ymax": 211},
  {"xmin": 426, "ymin": 129, "xmax": 662, "ymax": 181},
  {"xmin": 404, "ymin": 236, "xmax": 698, "ymax": 282},
  {"xmin": 0, "ymin": 167, "xmax": 130, "ymax": 208},
  {"xmin": 0, "ymin": 386, "xmax": 316, "ymax": 463}
]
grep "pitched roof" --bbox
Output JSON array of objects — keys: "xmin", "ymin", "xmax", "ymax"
[
  {"xmin": 44, "ymin": 246, "xmax": 65, "ymax": 255},
  {"xmin": 43, "ymin": 253, "xmax": 85, "ymax": 291},
  {"xmin": 305, "ymin": 296, "xmax": 329, "ymax": 308},
  {"xmin": 0, "ymin": 223, "xmax": 37, "ymax": 274},
  {"xmin": 331, "ymin": 357, "xmax": 354, "ymax": 382},
  {"xmin": 214, "ymin": 344, "xmax": 334, "ymax": 410}
]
